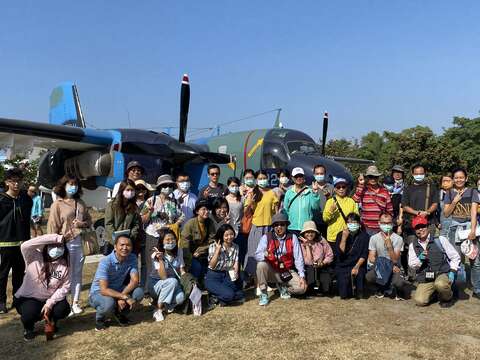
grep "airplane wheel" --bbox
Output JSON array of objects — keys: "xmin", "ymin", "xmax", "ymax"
[{"xmin": 93, "ymin": 218, "xmax": 106, "ymax": 247}]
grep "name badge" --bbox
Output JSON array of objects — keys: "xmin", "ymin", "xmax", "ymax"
[
  {"xmin": 279, "ymin": 263, "xmax": 285, "ymax": 269},
  {"xmin": 426, "ymin": 271, "xmax": 435, "ymax": 280},
  {"xmin": 228, "ymin": 269, "xmax": 237, "ymax": 282}
]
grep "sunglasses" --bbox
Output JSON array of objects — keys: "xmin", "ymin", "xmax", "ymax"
[
  {"xmin": 273, "ymin": 223, "xmax": 288, "ymax": 227},
  {"xmin": 209, "ymin": 172, "xmax": 220, "ymax": 176},
  {"xmin": 414, "ymin": 224, "xmax": 428, "ymax": 230},
  {"xmin": 366, "ymin": 175, "xmax": 379, "ymax": 179},
  {"xmin": 335, "ymin": 185, "xmax": 347, "ymax": 189}
]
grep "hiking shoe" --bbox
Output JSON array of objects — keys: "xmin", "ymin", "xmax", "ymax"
[
  {"xmin": 278, "ymin": 285, "xmax": 291, "ymax": 300},
  {"xmin": 95, "ymin": 320, "xmax": 107, "ymax": 331},
  {"xmin": 71, "ymin": 303, "xmax": 83, "ymax": 315},
  {"xmin": 153, "ymin": 309, "xmax": 165, "ymax": 322},
  {"xmin": 23, "ymin": 329, "xmax": 35, "ymax": 341},
  {"xmin": 440, "ymin": 300, "xmax": 454, "ymax": 308},
  {"xmin": 374, "ymin": 291, "xmax": 385, "ymax": 299},
  {"xmin": 113, "ymin": 312, "xmax": 131, "ymax": 326},
  {"xmin": 258, "ymin": 293, "xmax": 269, "ymax": 306},
  {"xmin": 0, "ymin": 302, "xmax": 8, "ymax": 314}
]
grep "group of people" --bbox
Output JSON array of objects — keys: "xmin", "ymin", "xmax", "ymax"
[{"xmin": 0, "ymin": 160, "xmax": 479, "ymax": 341}]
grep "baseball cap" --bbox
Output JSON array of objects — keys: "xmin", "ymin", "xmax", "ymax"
[
  {"xmin": 291, "ymin": 167, "xmax": 305, "ymax": 177},
  {"xmin": 412, "ymin": 215, "xmax": 428, "ymax": 229},
  {"xmin": 333, "ymin": 177, "xmax": 348, "ymax": 186}
]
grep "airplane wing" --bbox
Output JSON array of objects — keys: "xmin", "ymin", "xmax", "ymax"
[
  {"xmin": 328, "ymin": 155, "xmax": 375, "ymax": 165},
  {"xmin": 0, "ymin": 117, "xmax": 114, "ymax": 157}
]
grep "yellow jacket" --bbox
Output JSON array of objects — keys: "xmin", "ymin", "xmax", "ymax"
[{"xmin": 322, "ymin": 196, "xmax": 359, "ymax": 243}]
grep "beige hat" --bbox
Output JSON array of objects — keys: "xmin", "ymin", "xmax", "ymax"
[
  {"xmin": 300, "ymin": 221, "xmax": 319, "ymax": 235},
  {"xmin": 134, "ymin": 179, "xmax": 155, "ymax": 192},
  {"xmin": 365, "ymin": 165, "xmax": 382, "ymax": 177},
  {"xmin": 156, "ymin": 174, "xmax": 175, "ymax": 187}
]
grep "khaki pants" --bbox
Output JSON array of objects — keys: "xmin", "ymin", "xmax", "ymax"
[
  {"xmin": 414, "ymin": 273, "xmax": 452, "ymax": 306},
  {"xmin": 256, "ymin": 261, "xmax": 306, "ymax": 295}
]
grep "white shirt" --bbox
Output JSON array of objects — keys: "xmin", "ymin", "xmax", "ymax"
[
  {"xmin": 408, "ymin": 235, "xmax": 460, "ymax": 271},
  {"xmin": 173, "ymin": 189, "xmax": 197, "ymax": 223}
]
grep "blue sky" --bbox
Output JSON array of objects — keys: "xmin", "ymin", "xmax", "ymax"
[{"xmin": 1, "ymin": 1, "xmax": 479, "ymax": 142}]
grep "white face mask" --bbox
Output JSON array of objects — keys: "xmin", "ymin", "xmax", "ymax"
[
  {"xmin": 47, "ymin": 245, "xmax": 64, "ymax": 260},
  {"xmin": 123, "ymin": 190, "xmax": 135, "ymax": 199},
  {"xmin": 161, "ymin": 187, "xmax": 172, "ymax": 195},
  {"xmin": 279, "ymin": 176, "xmax": 289, "ymax": 185},
  {"xmin": 65, "ymin": 184, "xmax": 78, "ymax": 197},
  {"xmin": 164, "ymin": 242, "xmax": 176, "ymax": 251},
  {"xmin": 178, "ymin": 181, "xmax": 190, "ymax": 192}
]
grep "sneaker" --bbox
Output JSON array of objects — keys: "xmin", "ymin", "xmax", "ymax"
[
  {"xmin": 206, "ymin": 295, "xmax": 218, "ymax": 311},
  {"xmin": 374, "ymin": 291, "xmax": 385, "ymax": 299},
  {"xmin": 258, "ymin": 293, "xmax": 269, "ymax": 306},
  {"xmin": 112, "ymin": 312, "xmax": 131, "ymax": 327},
  {"xmin": 23, "ymin": 329, "xmax": 35, "ymax": 341},
  {"xmin": 439, "ymin": 300, "xmax": 454, "ymax": 308},
  {"xmin": 95, "ymin": 320, "xmax": 107, "ymax": 331},
  {"xmin": 71, "ymin": 303, "xmax": 83, "ymax": 315},
  {"xmin": 255, "ymin": 287, "xmax": 262, "ymax": 296},
  {"xmin": 278, "ymin": 285, "xmax": 291, "ymax": 300},
  {"xmin": 395, "ymin": 296, "xmax": 405, "ymax": 301},
  {"xmin": 153, "ymin": 309, "xmax": 165, "ymax": 322},
  {"xmin": 0, "ymin": 302, "xmax": 8, "ymax": 314}
]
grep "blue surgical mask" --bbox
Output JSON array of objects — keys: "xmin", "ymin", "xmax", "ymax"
[
  {"xmin": 65, "ymin": 185, "xmax": 78, "ymax": 197},
  {"xmin": 257, "ymin": 179, "xmax": 268, "ymax": 188},
  {"xmin": 413, "ymin": 175, "xmax": 425, "ymax": 182},
  {"xmin": 47, "ymin": 245, "xmax": 64, "ymax": 260},
  {"xmin": 244, "ymin": 178, "xmax": 255, "ymax": 187},
  {"xmin": 228, "ymin": 186, "xmax": 239, "ymax": 194},
  {"xmin": 164, "ymin": 242, "xmax": 176, "ymax": 251},
  {"xmin": 314, "ymin": 175, "xmax": 325, "ymax": 182},
  {"xmin": 347, "ymin": 223, "xmax": 360, "ymax": 233},
  {"xmin": 380, "ymin": 224, "xmax": 393, "ymax": 234}
]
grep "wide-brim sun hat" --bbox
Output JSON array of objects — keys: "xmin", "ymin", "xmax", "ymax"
[
  {"xmin": 126, "ymin": 160, "xmax": 145, "ymax": 174},
  {"xmin": 156, "ymin": 174, "xmax": 174, "ymax": 187},
  {"xmin": 365, "ymin": 165, "xmax": 382, "ymax": 177},
  {"xmin": 271, "ymin": 213, "xmax": 290, "ymax": 226},
  {"xmin": 300, "ymin": 221, "xmax": 319, "ymax": 235},
  {"xmin": 134, "ymin": 179, "xmax": 155, "ymax": 192}
]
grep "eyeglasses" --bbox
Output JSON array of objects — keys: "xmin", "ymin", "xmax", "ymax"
[
  {"xmin": 209, "ymin": 172, "xmax": 220, "ymax": 176},
  {"xmin": 130, "ymin": 168, "xmax": 143, "ymax": 173},
  {"xmin": 414, "ymin": 225, "xmax": 428, "ymax": 230},
  {"xmin": 335, "ymin": 185, "xmax": 347, "ymax": 189}
]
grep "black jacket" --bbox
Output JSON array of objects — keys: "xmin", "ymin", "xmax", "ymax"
[{"xmin": 0, "ymin": 191, "xmax": 33, "ymax": 245}]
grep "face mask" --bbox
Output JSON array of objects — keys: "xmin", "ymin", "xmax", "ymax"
[
  {"xmin": 65, "ymin": 185, "xmax": 78, "ymax": 197},
  {"xmin": 47, "ymin": 245, "xmax": 64, "ymax": 260},
  {"xmin": 380, "ymin": 224, "xmax": 393, "ymax": 234},
  {"xmin": 244, "ymin": 178, "xmax": 255, "ymax": 187},
  {"xmin": 228, "ymin": 186, "xmax": 239, "ymax": 194},
  {"xmin": 164, "ymin": 242, "xmax": 176, "ymax": 251},
  {"xmin": 347, "ymin": 223, "xmax": 360, "ymax": 233},
  {"xmin": 395, "ymin": 179, "xmax": 403, "ymax": 184},
  {"xmin": 257, "ymin": 179, "xmax": 268, "ymax": 188},
  {"xmin": 161, "ymin": 187, "xmax": 172, "ymax": 195},
  {"xmin": 178, "ymin": 181, "xmax": 190, "ymax": 192},
  {"xmin": 123, "ymin": 190, "xmax": 135, "ymax": 199},
  {"xmin": 314, "ymin": 175, "xmax": 325, "ymax": 182},
  {"xmin": 384, "ymin": 184, "xmax": 394, "ymax": 192},
  {"xmin": 279, "ymin": 176, "xmax": 289, "ymax": 185},
  {"xmin": 413, "ymin": 175, "xmax": 425, "ymax": 182}
]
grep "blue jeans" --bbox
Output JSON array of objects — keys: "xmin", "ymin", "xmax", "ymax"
[
  {"xmin": 148, "ymin": 277, "xmax": 185, "ymax": 308},
  {"xmin": 191, "ymin": 257, "xmax": 208, "ymax": 282},
  {"xmin": 205, "ymin": 269, "xmax": 244, "ymax": 305},
  {"xmin": 470, "ymin": 254, "xmax": 480, "ymax": 295},
  {"xmin": 89, "ymin": 287, "xmax": 144, "ymax": 321}
]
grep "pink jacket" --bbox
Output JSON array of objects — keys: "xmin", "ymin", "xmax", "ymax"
[
  {"xmin": 15, "ymin": 234, "xmax": 70, "ymax": 309},
  {"xmin": 300, "ymin": 238, "xmax": 334, "ymax": 266}
]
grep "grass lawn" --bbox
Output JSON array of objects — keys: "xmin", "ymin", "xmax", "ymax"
[{"xmin": 1, "ymin": 260, "xmax": 480, "ymax": 360}]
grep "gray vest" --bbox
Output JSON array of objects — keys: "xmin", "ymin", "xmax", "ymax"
[{"xmin": 412, "ymin": 237, "xmax": 451, "ymax": 283}]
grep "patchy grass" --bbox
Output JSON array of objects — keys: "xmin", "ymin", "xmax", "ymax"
[{"xmin": 1, "ymin": 263, "xmax": 480, "ymax": 359}]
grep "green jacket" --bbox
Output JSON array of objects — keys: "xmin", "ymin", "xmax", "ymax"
[
  {"xmin": 180, "ymin": 217, "xmax": 216, "ymax": 266},
  {"xmin": 105, "ymin": 200, "xmax": 140, "ymax": 245},
  {"xmin": 283, "ymin": 186, "xmax": 321, "ymax": 231}
]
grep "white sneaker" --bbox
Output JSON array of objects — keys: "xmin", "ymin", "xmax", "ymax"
[
  {"xmin": 71, "ymin": 303, "xmax": 83, "ymax": 315},
  {"xmin": 153, "ymin": 309, "xmax": 164, "ymax": 322},
  {"xmin": 256, "ymin": 286, "xmax": 275, "ymax": 296}
]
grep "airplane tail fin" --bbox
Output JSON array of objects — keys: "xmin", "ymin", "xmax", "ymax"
[{"xmin": 49, "ymin": 82, "xmax": 86, "ymax": 128}]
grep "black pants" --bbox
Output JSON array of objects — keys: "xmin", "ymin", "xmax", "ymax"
[
  {"xmin": 15, "ymin": 297, "xmax": 70, "ymax": 331},
  {"xmin": 305, "ymin": 265, "xmax": 332, "ymax": 294},
  {"xmin": 335, "ymin": 267, "xmax": 366, "ymax": 299},
  {"xmin": 0, "ymin": 246, "xmax": 25, "ymax": 304}
]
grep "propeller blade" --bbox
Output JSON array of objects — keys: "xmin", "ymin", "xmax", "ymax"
[
  {"xmin": 179, "ymin": 74, "xmax": 190, "ymax": 143},
  {"xmin": 321, "ymin": 111, "xmax": 328, "ymax": 156}
]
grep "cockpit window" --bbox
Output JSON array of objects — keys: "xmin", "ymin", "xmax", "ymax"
[
  {"xmin": 262, "ymin": 141, "xmax": 289, "ymax": 169},
  {"xmin": 286, "ymin": 141, "xmax": 320, "ymax": 155}
]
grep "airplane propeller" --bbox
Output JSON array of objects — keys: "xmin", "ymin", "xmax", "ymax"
[
  {"xmin": 179, "ymin": 74, "xmax": 190, "ymax": 143},
  {"xmin": 321, "ymin": 111, "xmax": 328, "ymax": 156}
]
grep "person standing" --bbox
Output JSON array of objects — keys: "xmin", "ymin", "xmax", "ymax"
[
  {"xmin": 110, "ymin": 161, "xmax": 145, "ymax": 200},
  {"xmin": 225, "ymin": 177, "xmax": 246, "ymax": 265},
  {"xmin": 438, "ymin": 174, "xmax": 453, "ymax": 237},
  {"xmin": 283, "ymin": 167, "xmax": 321, "ymax": 235},
  {"xmin": 352, "ymin": 165, "xmax": 393, "ymax": 235},
  {"xmin": 47, "ymin": 175, "xmax": 92, "ymax": 315},
  {"xmin": 199, "ymin": 165, "xmax": 226, "ymax": 207},
  {"xmin": 272, "ymin": 169, "xmax": 291, "ymax": 208},
  {"xmin": 0, "ymin": 168, "xmax": 33, "ymax": 314},
  {"xmin": 174, "ymin": 172, "xmax": 198, "ymax": 223},
  {"xmin": 311, "ymin": 164, "xmax": 333, "ymax": 238},
  {"xmin": 28, "ymin": 186, "xmax": 44, "ymax": 237}
]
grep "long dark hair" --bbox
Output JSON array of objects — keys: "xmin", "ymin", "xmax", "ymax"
[
  {"xmin": 113, "ymin": 179, "xmax": 138, "ymax": 214},
  {"xmin": 42, "ymin": 245, "xmax": 69, "ymax": 287},
  {"xmin": 225, "ymin": 176, "xmax": 241, "ymax": 200},
  {"xmin": 215, "ymin": 223, "xmax": 235, "ymax": 243},
  {"xmin": 53, "ymin": 174, "xmax": 82, "ymax": 199},
  {"xmin": 156, "ymin": 229, "xmax": 178, "ymax": 257}
]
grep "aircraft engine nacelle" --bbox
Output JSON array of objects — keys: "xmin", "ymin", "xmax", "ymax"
[{"xmin": 64, "ymin": 151, "xmax": 112, "ymax": 180}]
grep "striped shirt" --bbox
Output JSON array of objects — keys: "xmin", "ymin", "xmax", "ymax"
[
  {"xmin": 208, "ymin": 243, "xmax": 239, "ymax": 271},
  {"xmin": 352, "ymin": 185, "xmax": 393, "ymax": 231}
]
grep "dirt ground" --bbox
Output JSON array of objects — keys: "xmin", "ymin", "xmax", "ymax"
[{"xmin": 1, "ymin": 262, "xmax": 480, "ymax": 360}]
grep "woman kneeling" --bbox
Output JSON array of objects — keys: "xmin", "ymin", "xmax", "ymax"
[
  {"xmin": 149, "ymin": 229, "xmax": 186, "ymax": 321},
  {"xmin": 206, "ymin": 224, "xmax": 245, "ymax": 307},
  {"xmin": 14, "ymin": 233, "xmax": 72, "ymax": 341}
]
